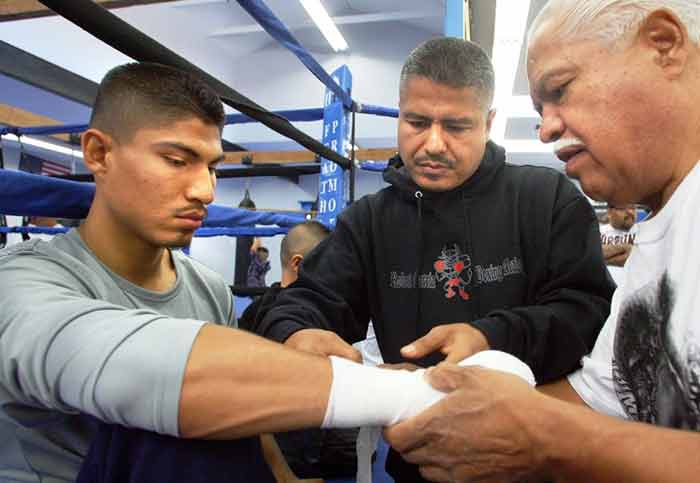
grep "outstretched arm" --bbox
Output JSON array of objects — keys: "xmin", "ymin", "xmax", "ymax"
[
  {"xmin": 0, "ymin": 250, "xmax": 375, "ymax": 439},
  {"xmin": 386, "ymin": 365, "xmax": 700, "ymax": 483},
  {"xmin": 179, "ymin": 324, "xmax": 330, "ymax": 438}
]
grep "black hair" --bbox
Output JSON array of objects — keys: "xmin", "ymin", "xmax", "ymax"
[
  {"xmin": 280, "ymin": 220, "xmax": 331, "ymax": 268},
  {"xmin": 89, "ymin": 62, "xmax": 225, "ymax": 141},
  {"xmin": 400, "ymin": 37, "xmax": 495, "ymax": 110}
]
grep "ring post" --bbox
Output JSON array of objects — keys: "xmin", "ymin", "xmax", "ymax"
[
  {"xmin": 319, "ymin": 65, "xmax": 352, "ymax": 227},
  {"xmin": 444, "ymin": 0, "xmax": 466, "ymax": 39}
]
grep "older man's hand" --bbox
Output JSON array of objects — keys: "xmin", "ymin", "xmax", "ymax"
[
  {"xmin": 400, "ymin": 323, "xmax": 489, "ymax": 363},
  {"xmin": 285, "ymin": 328, "xmax": 362, "ymax": 363},
  {"xmin": 384, "ymin": 363, "xmax": 547, "ymax": 483}
]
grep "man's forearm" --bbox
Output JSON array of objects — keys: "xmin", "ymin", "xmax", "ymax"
[
  {"xmin": 534, "ymin": 394, "xmax": 700, "ymax": 482},
  {"xmin": 179, "ymin": 324, "xmax": 331, "ymax": 439},
  {"xmin": 602, "ymin": 243, "xmax": 632, "ymax": 266},
  {"xmin": 179, "ymin": 324, "xmax": 479, "ymax": 440}
]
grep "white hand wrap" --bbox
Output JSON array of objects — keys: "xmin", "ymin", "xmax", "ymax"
[
  {"xmin": 458, "ymin": 349, "xmax": 536, "ymax": 386},
  {"xmin": 322, "ymin": 356, "xmax": 443, "ymax": 428},
  {"xmin": 322, "ymin": 350, "xmax": 535, "ymax": 429}
]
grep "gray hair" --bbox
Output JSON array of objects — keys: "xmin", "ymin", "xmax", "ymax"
[
  {"xmin": 400, "ymin": 37, "xmax": 495, "ymax": 110},
  {"xmin": 528, "ymin": 0, "xmax": 700, "ymax": 49}
]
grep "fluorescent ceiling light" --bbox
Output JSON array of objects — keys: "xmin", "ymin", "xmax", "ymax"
[
  {"xmin": 490, "ymin": 0, "xmax": 532, "ymax": 144},
  {"xmin": 1, "ymin": 134, "xmax": 83, "ymax": 158},
  {"xmin": 299, "ymin": 0, "xmax": 348, "ymax": 52}
]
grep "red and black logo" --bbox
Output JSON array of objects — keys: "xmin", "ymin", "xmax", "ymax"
[{"xmin": 433, "ymin": 244, "xmax": 472, "ymax": 300}]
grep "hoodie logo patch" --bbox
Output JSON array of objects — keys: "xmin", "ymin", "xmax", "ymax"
[{"xmin": 434, "ymin": 244, "xmax": 472, "ymax": 300}]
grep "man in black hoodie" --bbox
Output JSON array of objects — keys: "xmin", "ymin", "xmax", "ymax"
[
  {"xmin": 256, "ymin": 37, "xmax": 614, "ymax": 482},
  {"xmin": 240, "ymin": 221, "xmax": 360, "ymax": 481}
]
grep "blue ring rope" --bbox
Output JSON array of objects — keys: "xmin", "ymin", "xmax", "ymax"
[
  {"xmin": 234, "ymin": 0, "xmax": 354, "ymax": 109},
  {"xmin": 0, "ymin": 169, "xmax": 306, "ymax": 230},
  {"xmin": 0, "ymin": 225, "xmax": 289, "ymax": 237}
]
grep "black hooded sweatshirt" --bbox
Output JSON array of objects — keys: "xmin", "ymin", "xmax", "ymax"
[{"xmin": 257, "ymin": 141, "xmax": 614, "ymax": 482}]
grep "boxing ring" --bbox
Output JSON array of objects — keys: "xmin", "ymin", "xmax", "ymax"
[
  {"xmin": 0, "ymin": 0, "xmax": 397, "ymax": 232},
  {"xmin": 0, "ymin": 1, "xmax": 414, "ymax": 481}
]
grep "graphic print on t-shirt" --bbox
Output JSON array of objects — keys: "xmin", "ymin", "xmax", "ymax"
[
  {"xmin": 601, "ymin": 231, "xmax": 636, "ymax": 246},
  {"xmin": 613, "ymin": 273, "xmax": 700, "ymax": 429},
  {"xmin": 389, "ymin": 244, "xmax": 523, "ymax": 297},
  {"xmin": 433, "ymin": 244, "xmax": 472, "ymax": 300}
]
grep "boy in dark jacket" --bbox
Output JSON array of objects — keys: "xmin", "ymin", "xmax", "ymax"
[
  {"xmin": 247, "ymin": 238, "xmax": 271, "ymax": 287},
  {"xmin": 256, "ymin": 37, "xmax": 615, "ymax": 482}
]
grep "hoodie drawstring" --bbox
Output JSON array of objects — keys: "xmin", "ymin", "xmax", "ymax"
[{"xmin": 414, "ymin": 190, "xmax": 424, "ymax": 341}]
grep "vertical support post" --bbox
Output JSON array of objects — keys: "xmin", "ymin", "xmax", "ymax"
[
  {"xmin": 444, "ymin": 0, "xmax": 466, "ymax": 39},
  {"xmin": 318, "ymin": 65, "xmax": 352, "ymax": 228},
  {"xmin": 0, "ymin": 138, "xmax": 6, "ymax": 249}
]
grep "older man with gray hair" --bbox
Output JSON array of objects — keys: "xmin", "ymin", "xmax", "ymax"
[{"xmin": 385, "ymin": 1, "xmax": 700, "ymax": 482}]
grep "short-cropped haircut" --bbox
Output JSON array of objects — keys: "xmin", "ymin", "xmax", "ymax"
[
  {"xmin": 89, "ymin": 62, "xmax": 225, "ymax": 141},
  {"xmin": 400, "ymin": 37, "xmax": 495, "ymax": 111},
  {"xmin": 280, "ymin": 220, "xmax": 331, "ymax": 268}
]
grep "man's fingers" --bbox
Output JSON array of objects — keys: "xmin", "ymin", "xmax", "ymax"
[
  {"xmin": 423, "ymin": 364, "xmax": 461, "ymax": 392},
  {"xmin": 284, "ymin": 330, "xmax": 321, "ymax": 353},
  {"xmin": 384, "ymin": 418, "xmax": 429, "ymax": 454},
  {"xmin": 401, "ymin": 327, "xmax": 447, "ymax": 359},
  {"xmin": 316, "ymin": 330, "xmax": 362, "ymax": 362},
  {"xmin": 330, "ymin": 340, "xmax": 363, "ymax": 363},
  {"xmin": 425, "ymin": 364, "xmax": 473, "ymax": 392},
  {"xmin": 443, "ymin": 349, "xmax": 471, "ymax": 364},
  {"xmin": 285, "ymin": 329, "xmax": 361, "ymax": 362},
  {"xmin": 418, "ymin": 465, "xmax": 451, "ymax": 483}
]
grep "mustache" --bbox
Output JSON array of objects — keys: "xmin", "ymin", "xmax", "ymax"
[
  {"xmin": 175, "ymin": 206, "xmax": 208, "ymax": 218},
  {"xmin": 553, "ymin": 136, "xmax": 586, "ymax": 152},
  {"xmin": 414, "ymin": 156, "xmax": 455, "ymax": 168}
]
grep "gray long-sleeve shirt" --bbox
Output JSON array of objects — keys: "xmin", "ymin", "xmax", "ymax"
[{"xmin": 0, "ymin": 229, "xmax": 234, "ymax": 482}]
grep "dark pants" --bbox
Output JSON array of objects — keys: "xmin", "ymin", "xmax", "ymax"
[{"xmin": 77, "ymin": 422, "xmax": 275, "ymax": 483}]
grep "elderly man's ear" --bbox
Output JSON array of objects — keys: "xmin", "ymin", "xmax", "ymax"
[{"xmin": 639, "ymin": 9, "xmax": 690, "ymax": 76}]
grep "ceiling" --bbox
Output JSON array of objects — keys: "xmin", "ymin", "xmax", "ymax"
[{"xmin": 0, "ymin": 0, "xmax": 558, "ymax": 169}]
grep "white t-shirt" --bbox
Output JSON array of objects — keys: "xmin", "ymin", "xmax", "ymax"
[
  {"xmin": 599, "ymin": 223, "xmax": 635, "ymax": 287},
  {"xmin": 570, "ymin": 162, "xmax": 700, "ymax": 429}
]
